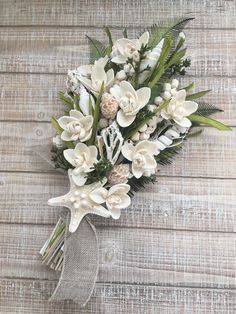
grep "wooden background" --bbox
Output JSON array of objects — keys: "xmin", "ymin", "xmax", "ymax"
[{"xmin": 0, "ymin": 0, "xmax": 236, "ymax": 313}]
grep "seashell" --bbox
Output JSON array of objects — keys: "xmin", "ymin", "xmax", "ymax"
[
  {"xmin": 108, "ymin": 164, "xmax": 130, "ymax": 185},
  {"xmin": 100, "ymin": 93, "xmax": 119, "ymax": 119}
]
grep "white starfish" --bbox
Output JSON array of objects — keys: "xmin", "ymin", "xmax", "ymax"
[{"xmin": 48, "ymin": 170, "xmax": 110, "ymax": 233}]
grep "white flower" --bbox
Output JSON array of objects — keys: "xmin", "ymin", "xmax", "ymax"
[
  {"xmin": 110, "ymin": 81, "xmax": 151, "ymax": 127},
  {"xmin": 77, "ymin": 57, "xmax": 114, "ymax": 96},
  {"xmin": 122, "ymin": 140, "xmax": 157, "ymax": 178},
  {"xmin": 161, "ymin": 89, "xmax": 198, "ymax": 127},
  {"xmin": 111, "ymin": 31, "xmax": 149, "ymax": 64},
  {"xmin": 64, "ymin": 143, "xmax": 98, "ymax": 186},
  {"xmin": 48, "ymin": 170, "xmax": 110, "ymax": 233},
  {"xmin": 90, "ymin": 184, "xmax": 131, "ymax": 219},
  {"xmin": 58, "ymin": 110, "xmax": 93, "ymax": 142}
]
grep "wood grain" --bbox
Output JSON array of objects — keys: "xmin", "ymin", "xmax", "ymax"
[
  {"xmin": 1, "ymin": 172, "xmax": 236, "ymax": 232},
  {"xmin": 0, "ymin": 0, "xmax": 236, "ymax": 29},
  {"xmin": 1, "ymin": 279, "xmax": 235, "ymax": 314},
  {"xmin": 0, "ymin": 122, "xmax": 235, "ymax": 178},
  {"xmin": 0, "ymin": 28, "xmax": 235, "ymax": 77},
  {"xmin": 1, "ymin": 223, "xmax": 236, "ymax": 288},
  {"xmin": 1, "ymin": 74, "xmax": 235, "ymax": 124}
]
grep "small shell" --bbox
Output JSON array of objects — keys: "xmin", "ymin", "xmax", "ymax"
[
  {"xmin": 108, "ymin": 164, "xmax": 130, "ymax": 185},
  {"xmin": 101, "ymin": 93, "xmax": 119, "ymax": 119}
]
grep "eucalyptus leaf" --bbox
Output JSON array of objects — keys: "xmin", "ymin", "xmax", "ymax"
[
  {"xmin": 86, "ymin": 35, "xmax": 105, "ymax": 62},
  {"xmin": 188, "ymin": 114, "xmax": 231, "ymax": 131},
  {"xmin": 186, "ymin": 90, "xmax": 211, "ymax": 101}
]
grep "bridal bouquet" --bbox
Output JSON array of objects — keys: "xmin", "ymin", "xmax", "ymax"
[{"xmin": 39, "ymin": 17, "xmax": 230, "ymax": 306}]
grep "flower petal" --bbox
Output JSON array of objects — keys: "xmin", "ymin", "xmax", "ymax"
[
  {"xmin": 57, "ymin": 116, "xmax": 74, "ymax": 129},
  {"xmin": 70, "ymin": 110, "xmax": 84, "ymax": 120},
  {"xmin": 135, "ymin": 140, "xmax": 157, "ymax": 155},
  {"xmin": 111, "ymin": 55, "xmax": 127, "ymax": 64},
  {"xmin": 74, "ymin": 142, "xmax": 89, "ymax": 156},
  {"xmin": 71, "ymin": 173, "xmax": 87, "ymax": 186},
  {"xmin": 61, "ymin": 131, "xmax": 75, "ymax": 141},
  {"xmin": 110, "ymin": 84, "xmax": 122, "ymax": 100},
  {"xmin": 136, "ymin": 87, "xmax": 151, "ymax": 108},
  {"xmin": 174, "ymin": 116, "xmax": 192, "ymax": 128},
  {"xmin": 108, "ymin": 207, "xmax": 121, "ymax": 219},
  {"xmin": 63, "ymin": 149, "xmax": 75, "ymax": 166},
  {"xmin": 120, "ymin": 81, "xmax": 137, "ymax": 99},
  {"xmin": 139, "ymin": 31, "xmax": 149, "ymax": 46},
  {"xmin": 89, "ymin": 187, "xmax": 108, "ymax": 204},
  {"xmin": 122, "ymin": 142, "xmax": 135, "ymax": 161},
  {"xmin": 91, "ymin": 64, "xmax": 106, "ymax": 88},
  {"xmin": 91, "ymin": 204, "xmax": 111, "ymax": 218},
  {"xmin": 132, "ymin": 163, "xmax": 143, "ymax": 178},
  {"xmin": 174, "ymin": 89, "xmax": 186, "ymax": 103},
  {"xmin": 117, "ymin": 110, "xmax": 135, "ymax": 127},
  {"xmin": 181, "ymin": 101, "xmax": 198, "ymax": 116},
  {"xmin": 109, "ymin": 183, "xmax": 130, "ymax": 196}
]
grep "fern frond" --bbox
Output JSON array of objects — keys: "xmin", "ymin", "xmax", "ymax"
[
  {"xmin": 148, "ymin": 16, "xmax": 194, "ymax": 48},
  {"xmin": 128, "ymin": 175, "xmax": 157, "ymax": 196},
  {"xmin": 195, "ymin": 102, "xmax": 223, "ymax": 116},
  {"xmin": 155, "ymin": 144, "xmax": 183, "ymax": 166},
  {"xmin": 86, "ymin": 36, "xmax": 106, "ymax": 62}
]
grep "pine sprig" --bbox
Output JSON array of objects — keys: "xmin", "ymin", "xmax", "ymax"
[
  {"xmin": 155, "ymin": 144, "xmax": 183, "ymax": 166},
  {"xmin": 128, "ymin": 175, "xmax": 157, "ymax": 196},
  {"xmin": 85, "ymin": 158, "xmax": 112, "ymax": 184},
  {"xmin": 195, "ymin": 102, "xmax": 223, "ymax": 116},
  {"xmin": 51, "ymin": 146, "xmax": 71, "ymax": 170}
]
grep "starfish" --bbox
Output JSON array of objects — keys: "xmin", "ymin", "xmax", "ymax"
[{"xmin": 48, "ymin": 170, "xmax": 110, "ymax": 233}]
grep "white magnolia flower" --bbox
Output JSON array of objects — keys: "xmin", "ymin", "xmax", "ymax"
[
  {"xmin": 122, "ymin": 140, "xmax": 157, "ymax": 178},
  {"xmin": 111, "ymin": 31, "xmax": 149, "ymax": 64},
  {"xmin": 77, "ymin": 57, "xmax": 114, "ymax": 96},
  {"xmin": 58, "ymin": 110, "xmax": 93, "ymax": 142},
  {"xmin": 90, "ymin": 184, "xmax": 131, "ymax": 219},
  {"xmin": 64, "ymin": 143, "xmax": 98, "ymax": 186},
  {"xmin": 161, "ymin": 89, "xmax": 198, "ymax": 127},
  {"xmin": 48, "ymin": 170, "xmax": 110, "ymax": 233},
  {"xmin": 110, "ymin": 81, "xmax": 151, "ymax": 127}
]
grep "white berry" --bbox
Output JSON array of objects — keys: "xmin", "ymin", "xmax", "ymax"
[
  {"xmin": 154, "ymin": 96, "xmax": 163, "ymax": 105},
  {"xmin": 171, "ymin": 79, "xmax": 179, "ymax": 88},
  {"xmin": 131, "ymin": 132, "xmax": 140, "ymax": 142},
  {"xmin": 139, "ymin": 132, "xmax": 150, "ymax": 140},
  {"xmin": 162, "ymin": 91, "xmax": 171, "ymax": 100},
  {"xmin": 170, "ymin": 88, "xmax": 177, "ymax": 95},
  {"xmin": 163, "ymin": 83, "xmax": 171, "ymax": 91}
]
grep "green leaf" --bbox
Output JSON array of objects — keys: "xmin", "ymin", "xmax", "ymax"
[
  {"xmin": 123, "ymin": 27, "xmax": 128, "ymax": 38},
  {"xmin": 88, "ymin": 82, "xmax": 104, "ymax": 145},
  {"xmin": 86, "ymin": 35, "xmax": 105, "ymax": 62},
  {"xmin": 104, "ymin": 27, "xmax": 113, "ymax": 54},
  {"xmin": 88, "ymin": 94, "xmax": 94, "ymax": 115},
  {"xmin": 51, "ymin": 117, "xmax": 63, "ymax": 134},
  {"xmin": 167, "ymin": 48, "xmax": 187, "ymax": 67},
  {"xmin": 186, "ymin": 90, "xmax": 211, "ymax": 101},
  {"xmin": 182, "ymin": 82, "xmax": 195, "ymax": 92},
  {"xmin": 188, "ymin": 114, "xmax": 231, "ymax": 131},
  {"xmin": 58, "ymin": 91, "xmax": 74, "ymax": 109}
]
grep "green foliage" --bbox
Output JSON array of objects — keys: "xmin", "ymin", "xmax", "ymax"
[
  {"xmin": 123, "ymin": 27, "xmax": 128, "ymax": 38},
  {"xmin": 87, "ymin": 82, "xmax": 104, "ymax": 145},
  {"xmin": 155, "ymin": 144, "xmax": 183, "ymax": 166},
  {"xmin": 51, "ymin": 146, "xmax": 71, "ymax": 170},
  {"xmin": 86, "ymin": 35, "xmax": 106, "ymax": 62},
  {"xmin": 51, "ymin": 117, "xmax": 63, "ymax": 134},
  {"xmin": 186, "ymin": 90, "xmax": 211, "ymax": 101},
  {"xmin": 86, "ymin": 158, "xmax": 112, "ymax": 184},
  {"xmin": 128, "ymin": 175, "xmax": 156, "ymax": 196},
  {"xmin": 123, "ymin": 107, "xmax": 155, "ymax": 140},
  {"xmin": 182, "ymin": 82, "xmax": 195, "ymax": 92},
  {"xmin": 148, "ymin": 17, "xmax": 194, "ymax": 49},
  {"xmin": 195, "ymin": 102, "xmax": 223, "ymax": 116},
  {"xmin": 188, "ymin": 114, "xmax": 231, "ymax": 131},
  {"xmin": 104, "ymin": 26, "xmax": 113, "ymax": 55},
  {"xmin": 58, "ymin": 91, "xmax": 74, "ymax": 109}
]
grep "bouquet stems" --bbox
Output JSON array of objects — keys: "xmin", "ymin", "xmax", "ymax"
[{"xmin": 40, "ymin": 217, "xmax": 66, "ymax": 271}]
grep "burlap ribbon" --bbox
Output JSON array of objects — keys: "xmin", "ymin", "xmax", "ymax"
[{"xmin": 33, "ymin": 143, "xmax": 99, "ymax": 307}]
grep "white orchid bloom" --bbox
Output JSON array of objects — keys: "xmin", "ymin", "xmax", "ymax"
[
  {"xmin": 111, "ymin": 31, "xmax": 149, "ymax": 64},
  {"xmin": 90, "ymin": 184, "xmax": 131, "ymax": 219},
  {"xmin": 64, "ymin": 143, "xmax": 98, "ymax": 186},
  {"xmin": 48, "ymin": 170, "xmax": 110, "ymax": 233},
  {"xmin": 77, "ymin": 57, "xmax": 114, "ymax": 96},
  {"xmin": 161, "ymin": 89, "xmax": 198, "ymax": 127},
  {"xmin": 122, "ymin": 140, "xmax": 157, "ymax": 178},
  {"xmin": 58, "ymin": 110, "xmax": 93, "ymax": 142},
  {"xmin": 110, "ymin": 81, "xmax": 151, "ymax": 127}
]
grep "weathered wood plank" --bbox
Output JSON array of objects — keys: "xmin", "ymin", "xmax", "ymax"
[
  {"xmin": 0, "ymin": 0, "xmax": 236, "ymax": 29},
  {"xmin": 0, "ymin": 28, "xmax": 235, "ymax": 76},
  {"xmin": 1, "ymin": 172, "xmax": 236, "ymax": 232},
  {"xmin": 1, "ymin": 74, "xmax": 235, "ymax": 124},
  {"xmin": 1, "ymin": 224, "xmax": 236, "ymax": 288},
  {"xmin": 1, "ymin": 279, "xmax": 235, "ymax": 314},
  {"xmin": 0, "ymin": 122, "xmax": 235, "ymax": 178}
]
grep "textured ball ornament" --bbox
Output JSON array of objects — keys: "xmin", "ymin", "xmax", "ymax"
[
  {"xmin": 100, "ymin": 93, "xmax": 119, "ymax": 119},
  {"xmin": 108, "ymin": 164, "xmax": 130, "ymax": 185}
]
